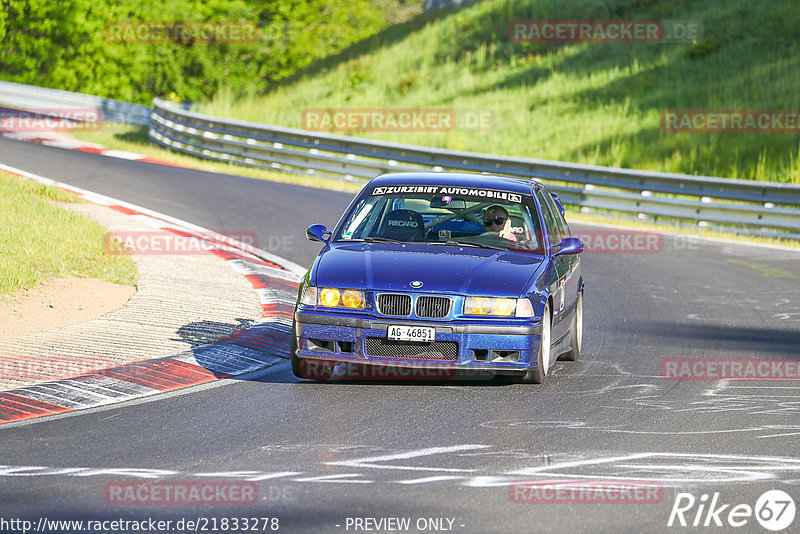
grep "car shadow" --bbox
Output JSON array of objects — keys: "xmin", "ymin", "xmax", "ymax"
[
  {"xmin": 176, "ymin": 319, "xmax": 531, "ymax": 387},
  {"xmin": 170, "ymin": 318, "xmax": 257, "ymax": 347},
  {"xmin": 315, "ymin": 371, "xmax": 517, "ymax": 387},
  {"xmin": 618, "ymin": 321, "xmax": 800, "ymax": 357}
]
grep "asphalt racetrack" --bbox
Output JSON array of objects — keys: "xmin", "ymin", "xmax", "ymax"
[{"xmin": 2, "ymin": 136, "xmax": 800, "ymax": 533}]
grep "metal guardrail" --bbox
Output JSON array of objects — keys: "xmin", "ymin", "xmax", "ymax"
[
  {"xmin": 0, "ymin": 81, "xmax": 151, "ymax": 126},
  {"xmin": 150, "ymin": 98, "xmax": 800, "ymax": 239},
  {"xmin": 1, "ymin": 80, "xmax": 797, "ymax": 239}
]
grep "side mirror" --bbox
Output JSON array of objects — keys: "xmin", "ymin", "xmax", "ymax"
[
  {"xmin": 554, "ymin": 236, "xmax": 584, "ymax": 256},
  {"xmin": 306, "ymin": 224, "xmax": 331, "ymax": 243}
]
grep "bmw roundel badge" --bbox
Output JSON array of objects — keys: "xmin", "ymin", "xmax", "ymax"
[{"xmin": 410, "ymin": 280, "xmax": 423, "ymax": 288}]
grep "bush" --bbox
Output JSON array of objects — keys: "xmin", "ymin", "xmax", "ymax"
[{"xmin": 0, "ymin": 0, "xmax": 413, "ymax": 104}]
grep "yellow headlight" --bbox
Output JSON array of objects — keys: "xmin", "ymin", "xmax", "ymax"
[
  {"xmin": 342, "ymin": 289, "xmax": 365, "ymax": 309},
  {"xmin": 465, "ymin": 297, "xmax": 518, "ymax": 316},
  {"xmin": 465, "ymin": 297, "xmax": 492, "ymax": 315},
  {"xmin": 492, "ymin": 298, "xmax": 516, "ymax": 316},
  {"xmin": 319, "ymin": 288, "xmax": 341, "ymax": 307}
]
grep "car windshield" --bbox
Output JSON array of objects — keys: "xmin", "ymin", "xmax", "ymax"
[{"xmin": 335, "ymin": 184, "xmax": 545, "ymax": 254}]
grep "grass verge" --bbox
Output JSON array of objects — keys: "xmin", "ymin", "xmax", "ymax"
[
  {"xmin": 0, "ymin": 171, "xmax": 138, "ymax": 296},
  {"xmin": 200, "ymin": 0, "xmax": 800, "ymax": 184}
]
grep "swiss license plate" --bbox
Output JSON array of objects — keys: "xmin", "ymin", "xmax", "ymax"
[{"xmin": 387, "ymin": 325, "xmax": 435, "ymax": 342}]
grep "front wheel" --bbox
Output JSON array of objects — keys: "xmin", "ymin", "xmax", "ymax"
[
  {"xmin": 559, "ymin": 292, "xmax": 582, "ymax": 362},
  {"xmin": 520, "ymin": 302, "xmax": 550, "ymax": 384},
  {"xmin": 290, "ymin": 322, "xmax": 333, "ymax": 381}
]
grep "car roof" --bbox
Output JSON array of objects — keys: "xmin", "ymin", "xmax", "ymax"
[{"xmin": 370, "ymin": 172, "xmax": 541, "ymax": 196}]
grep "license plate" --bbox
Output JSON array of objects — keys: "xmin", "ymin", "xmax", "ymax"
[{"xmin": 387, "ymin": 325, "xmax": 435, "ymax": 342}]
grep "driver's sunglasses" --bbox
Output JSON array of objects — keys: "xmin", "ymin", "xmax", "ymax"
[{"xmin": 483, "ymin": 217, "xmax": 507, "ymax": 226}]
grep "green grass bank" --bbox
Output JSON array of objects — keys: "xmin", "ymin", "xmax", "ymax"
[
  {"xmin": 0, "ymin": 172, "xmax": 137, "ymax": 296},
  {"xmin": 200, "ymin": 0, "xmax": 800, "ymax": 183}
]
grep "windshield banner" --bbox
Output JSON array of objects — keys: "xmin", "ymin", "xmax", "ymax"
[{"xmin": 371, "ymin": 185, "xmax": 523, "ymax": 203}]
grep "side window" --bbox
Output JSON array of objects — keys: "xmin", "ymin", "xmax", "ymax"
[
  {"xmin": 544, "ymin": 192, "xmax": 568, "ymax": 242},
  {"xmin": 536, "ymin": 190, "xmax": 563, "ymax": 245},
  {"xmin": 549, "ymin": 193, "xmax": 571, "ymax": 237}
]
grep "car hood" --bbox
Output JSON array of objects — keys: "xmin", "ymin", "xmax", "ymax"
[{"xmin": 313, "ymin": 243, "xmax": 544, "ymax": 296}]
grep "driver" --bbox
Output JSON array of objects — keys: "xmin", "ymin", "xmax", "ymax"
[{"xmin": 483, "ymin": 205, "xmax": 517, "ymax": 242}]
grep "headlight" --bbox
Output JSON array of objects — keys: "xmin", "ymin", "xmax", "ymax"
[
  {"xmin": 464, "ymin": 297, "xmax": 534, "ymax": 317},
  {"xmin": 341, "ymin": 289, "xmax": 365, "ymax": 309},
  {"xmin": 301, "ymin": 286, "xmax": 365, "ymax": 309},
  {"xmin": 319, "ymin": 288, "xmax": 341, "ymax": 307}
]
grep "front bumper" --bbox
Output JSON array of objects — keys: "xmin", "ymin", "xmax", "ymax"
[{"xmin": 294, "ymin": 308, "xmax": 542, "ymax": 374}]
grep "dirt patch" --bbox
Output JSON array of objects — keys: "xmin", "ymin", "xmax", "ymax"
[{"xmin": 0, "ymin": 277, "xmax": 135, "ymax": 338}]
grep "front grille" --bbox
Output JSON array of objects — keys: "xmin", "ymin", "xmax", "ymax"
[
  {"xmin": 415, "ymin": 296, "xmax": 451, "ymax": 318},
  {"xmin": 365, "ymin": 338, "xmax": 458, "ymax": 361},
  {"xmin": 376, "ymin": 293, "xmax": 412, "ymax": 316}
]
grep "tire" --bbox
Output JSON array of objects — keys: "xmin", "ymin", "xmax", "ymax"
[
  {"xmin": 520, "ymin": 302, "xmax": 551, "ymax": 384},
  {"xmin": 559, "ymin": 292, "xmax": 583, "ymax": 362},
  {"xmin": 290, "ymin": 322, "xmax": 333, "ymax": 381}
]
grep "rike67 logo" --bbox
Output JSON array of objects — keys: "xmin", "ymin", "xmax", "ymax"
[{"xmin": 668, "ymin": 490, "xmax": 796, "ymax": 531}]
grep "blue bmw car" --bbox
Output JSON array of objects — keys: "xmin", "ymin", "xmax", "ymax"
[{"xmin": 292, "ymin": 172, "xmax": 584, "ymax": 383}]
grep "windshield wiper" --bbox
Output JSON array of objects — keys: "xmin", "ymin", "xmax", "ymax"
[
  {"xmin": 351, "ymin": 237, "xmax": 502, "ymax": 249},
  {"xmin": 363, "ymin": 237, "xmax": 404, "ymax": 244},
  {"xmin": 441, "ymin": 240, "xmax": 505, "ymax": 250},
  {"xmin": 336, "ymin": 237, "xmax": 404, "ymax": 244}
]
